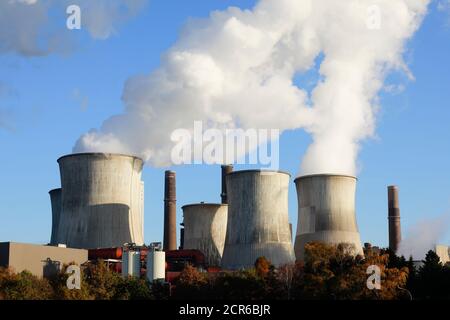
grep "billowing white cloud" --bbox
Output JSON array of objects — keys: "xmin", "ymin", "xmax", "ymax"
[
  {"xmin": 75, "ymin": 0, "xmax": 430, "ymax": 175},
  {"xmin": 0, "ymin": 0, "xmax": 147, "ymax": 56}
]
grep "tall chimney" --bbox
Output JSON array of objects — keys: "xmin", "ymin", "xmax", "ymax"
[
  {"xmin": 164, "ymin": 171, "xmax": 177, "ymax": 251},
  {"xmin": 388, "ymin": 186, "xmax": 401, "ymax": 253},
  {"xmin": 221, "ymin": 165, "xmax": 233, "ymax": 204}
]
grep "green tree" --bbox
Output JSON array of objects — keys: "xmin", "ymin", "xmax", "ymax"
[{"xmin": 414, "ymin": 250, "xmax": 450, "ymax": 299}]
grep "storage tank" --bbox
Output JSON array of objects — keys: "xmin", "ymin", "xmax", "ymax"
[
  {"xmin": 122, "ymin": 249, "xmax": 141, "ymax": 278},
  {"xmin": 221, "ymin": 170, "xmax": 295, "ymax": 269},
  {"xmin": 294, "ymin": 174, "xmax": 363, "ymax": 260},
  {"xmin": 182, "ymin": 203, "xmax": 228, "ymax": 267},
  {"xmin": 147, "ymin": 250, "xmax": 166, "ymax": 282},
  {"xmin": 49, "ymin": 188, "xmax": 62, "ymax": 245},
  {"xmin": 57, "ymin": 153, "xmax": 144, "ymax": 249}
]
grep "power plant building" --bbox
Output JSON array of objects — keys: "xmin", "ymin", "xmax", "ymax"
[
  {"xmin": 294, "ymin": 174, "xmax": 363, "ymax": 260},
  {"xmin": 0, "ymin": 242, "xmax": 88, "ymax": 278},
  {"xmin": 221, "ymin": 170, "xmax": 295, "ymax": 269},
  {"xmin": 52, "ymin": 153, "xmax": 144, "ymax": 249},
  {"xmin": 182, "ymin": 203, "xmax": 228, "ymax": 267}
]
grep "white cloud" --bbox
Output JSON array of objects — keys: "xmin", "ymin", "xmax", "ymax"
[
  {"xmin": 75, "ymin": 0, "xmax": 430, "ymax": 175},
  {"xmin": 0, "ymin": 0, "xmax": 148, "ymax": 56}
]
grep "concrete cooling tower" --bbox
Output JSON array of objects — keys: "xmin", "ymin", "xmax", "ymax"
[
  {"xmin": 49, "ymin": 188, "xmax": 62, "ymax": 245},
  {"xmin": 182, "ymin": 203, "xmax": 228, "ymax": 267},
  {"xmin": 221, "ymin": 170, "xmax": 295, "ymax": 270},
  {"xmin": 294, "ymin": 174, "xmax": 363, "ymax": 260},
  {"xmin": 56, "ymin": 153, "xmax": 144, "ymax": 249}
]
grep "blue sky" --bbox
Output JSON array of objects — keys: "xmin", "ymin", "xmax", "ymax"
[{"xmin": 0, "ymin": 0, "xmax": 449, "ymax": 252}]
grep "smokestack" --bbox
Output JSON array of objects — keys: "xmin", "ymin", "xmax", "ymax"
[
  {"xmin": 388, "ymin": 186, "xmax": 401, "ymax": 253},
  {"xmin": 164, "ymin": 170, "xmax": 177, "ymax": 251},
  {"xmin": 221, "ymin": 165, "xmax": 233, "ymax": 204}
]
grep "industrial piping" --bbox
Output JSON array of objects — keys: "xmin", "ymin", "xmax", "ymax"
[
  {"xmin": 388, "ymin": 186, "xmax": 401, "ymax": 253},
  {"xmin": 163, "ymin": 170, "xmax": 177, "ymax": 251},
  {"xmin": 294, "ymin": 174, "xmax": 363, "ymax": 260}
]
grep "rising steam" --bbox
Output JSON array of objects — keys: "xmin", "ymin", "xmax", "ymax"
[
  {"xmin": 398, "ymin": 213, "xmax": 450, "ymax": 260},
  {"xmin": 74, "ymin": 0, "xmax": 430, "ymax": 175}
]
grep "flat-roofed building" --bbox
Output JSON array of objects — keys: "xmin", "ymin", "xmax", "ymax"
[{"xmin": 0, "ymin": 242, "xmax": 88, "ymax": 278}]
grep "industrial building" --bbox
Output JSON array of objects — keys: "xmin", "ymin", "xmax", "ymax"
[
  {"xmin": 51, "ymin": 153, "xmax": 145, "ymax": 249},
  {"xmin": 3, "ymin": 150, "xmax": 442, "ymax": 285},
  {"xmin": 435, "ymin": 245, "xmax": 450, "ymax": 265},
  {"xmin": 294, "ymin": 174, "xmax": 364, "ymax": 260},
  {"xmin": 221, "ymin": 170, "xmax": 295, "ymax": 269},
  {"xmin": 0, "ymin": 242, "xmax": 87, "ymax": 278}
]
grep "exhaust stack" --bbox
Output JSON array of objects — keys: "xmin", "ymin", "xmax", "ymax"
[
  {"xmin": 388, "ymin": 186, "xmax": 401, "ymax": 253},
  {"xmin": 221, "ymin": 165, "xmax": 233, "ymax": 204},
  {"xmin": 164, "ymin": 171, "xmax": 177, "ymax": 251}
]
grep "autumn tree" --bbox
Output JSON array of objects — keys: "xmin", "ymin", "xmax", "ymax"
[
  {"xmin": 254, "ymin": 257, "xmax": 271, "ymax": 278},
  {"xmin": 172, "ymin": 264, "xmax": 209, "ymax": 299},
  {"xmin": 0, "ymin": 268, "xmax": 53, "ymax": 300}
]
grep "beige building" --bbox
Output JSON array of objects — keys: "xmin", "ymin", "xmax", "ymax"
[
  {"xmin": 435, "ymin": 245, "xmax": 450, "ymax": 265},
  {"xmin": 0, "ymin": 242, "xmax": 88, "ymax": 278}
]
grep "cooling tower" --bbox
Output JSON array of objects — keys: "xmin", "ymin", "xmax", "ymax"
[
  {"xmin": 294, "ymin": 174, "xmax": 363, "ymax": 261},
  {"xmin": 182, "ymin": 203, "xmax": 228, "ymax": 267},
  {"xmin": 49, "ymin": 188, "xmax": 62, "ymax": 245},
  {"xmin": 221, "ymin": 165, "xmax": 233, "ymax": 204},
  {"xmin": 57, "ymin": 153, "xmax": 144, "ymax": 249},
  {"xmin": 388, "ymin": 186, "xmax": 401, "ymax": 253},
  {"xmin": 221, "ymin": 170, "xmax": 295, "ymax": 269},
  {"xmin": 163, "ymin": 170, "xmax": 177, "ymax": 251}
]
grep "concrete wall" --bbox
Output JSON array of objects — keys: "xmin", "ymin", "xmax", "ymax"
[
  {"xmin": 56, "ymin": 153, "xmax": 144, "ymax": 249},
  {"xmin": 49, "ymin": 188, "xmax": 62, "ymax": 245},
  {"xmin": 294, "ymin": 174, "xmax": 363, "ymax": 260},
  {"xmin": 182, "ymin": 204, "xmax": 228, "ymax": 267},
  {"xmin": 221, "ymin": 170, "xmax": 295, "ymax": 269},
  {"xmin": 0, "ymin": 242, "xmax": 88, "ymax": 278}
]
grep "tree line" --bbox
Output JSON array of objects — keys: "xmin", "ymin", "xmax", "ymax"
[{"xmin": 1, "ymin": 242, "xmax": 449, "ymax": 300}]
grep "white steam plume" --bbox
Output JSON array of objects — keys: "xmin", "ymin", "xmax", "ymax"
[
  {"xmin": 74, "ymin": 0, "xmax": 430, "ymax": 175},
  {"xmin": 398, "ymin": 213, "xmax": 450, "ymax": 260}
]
